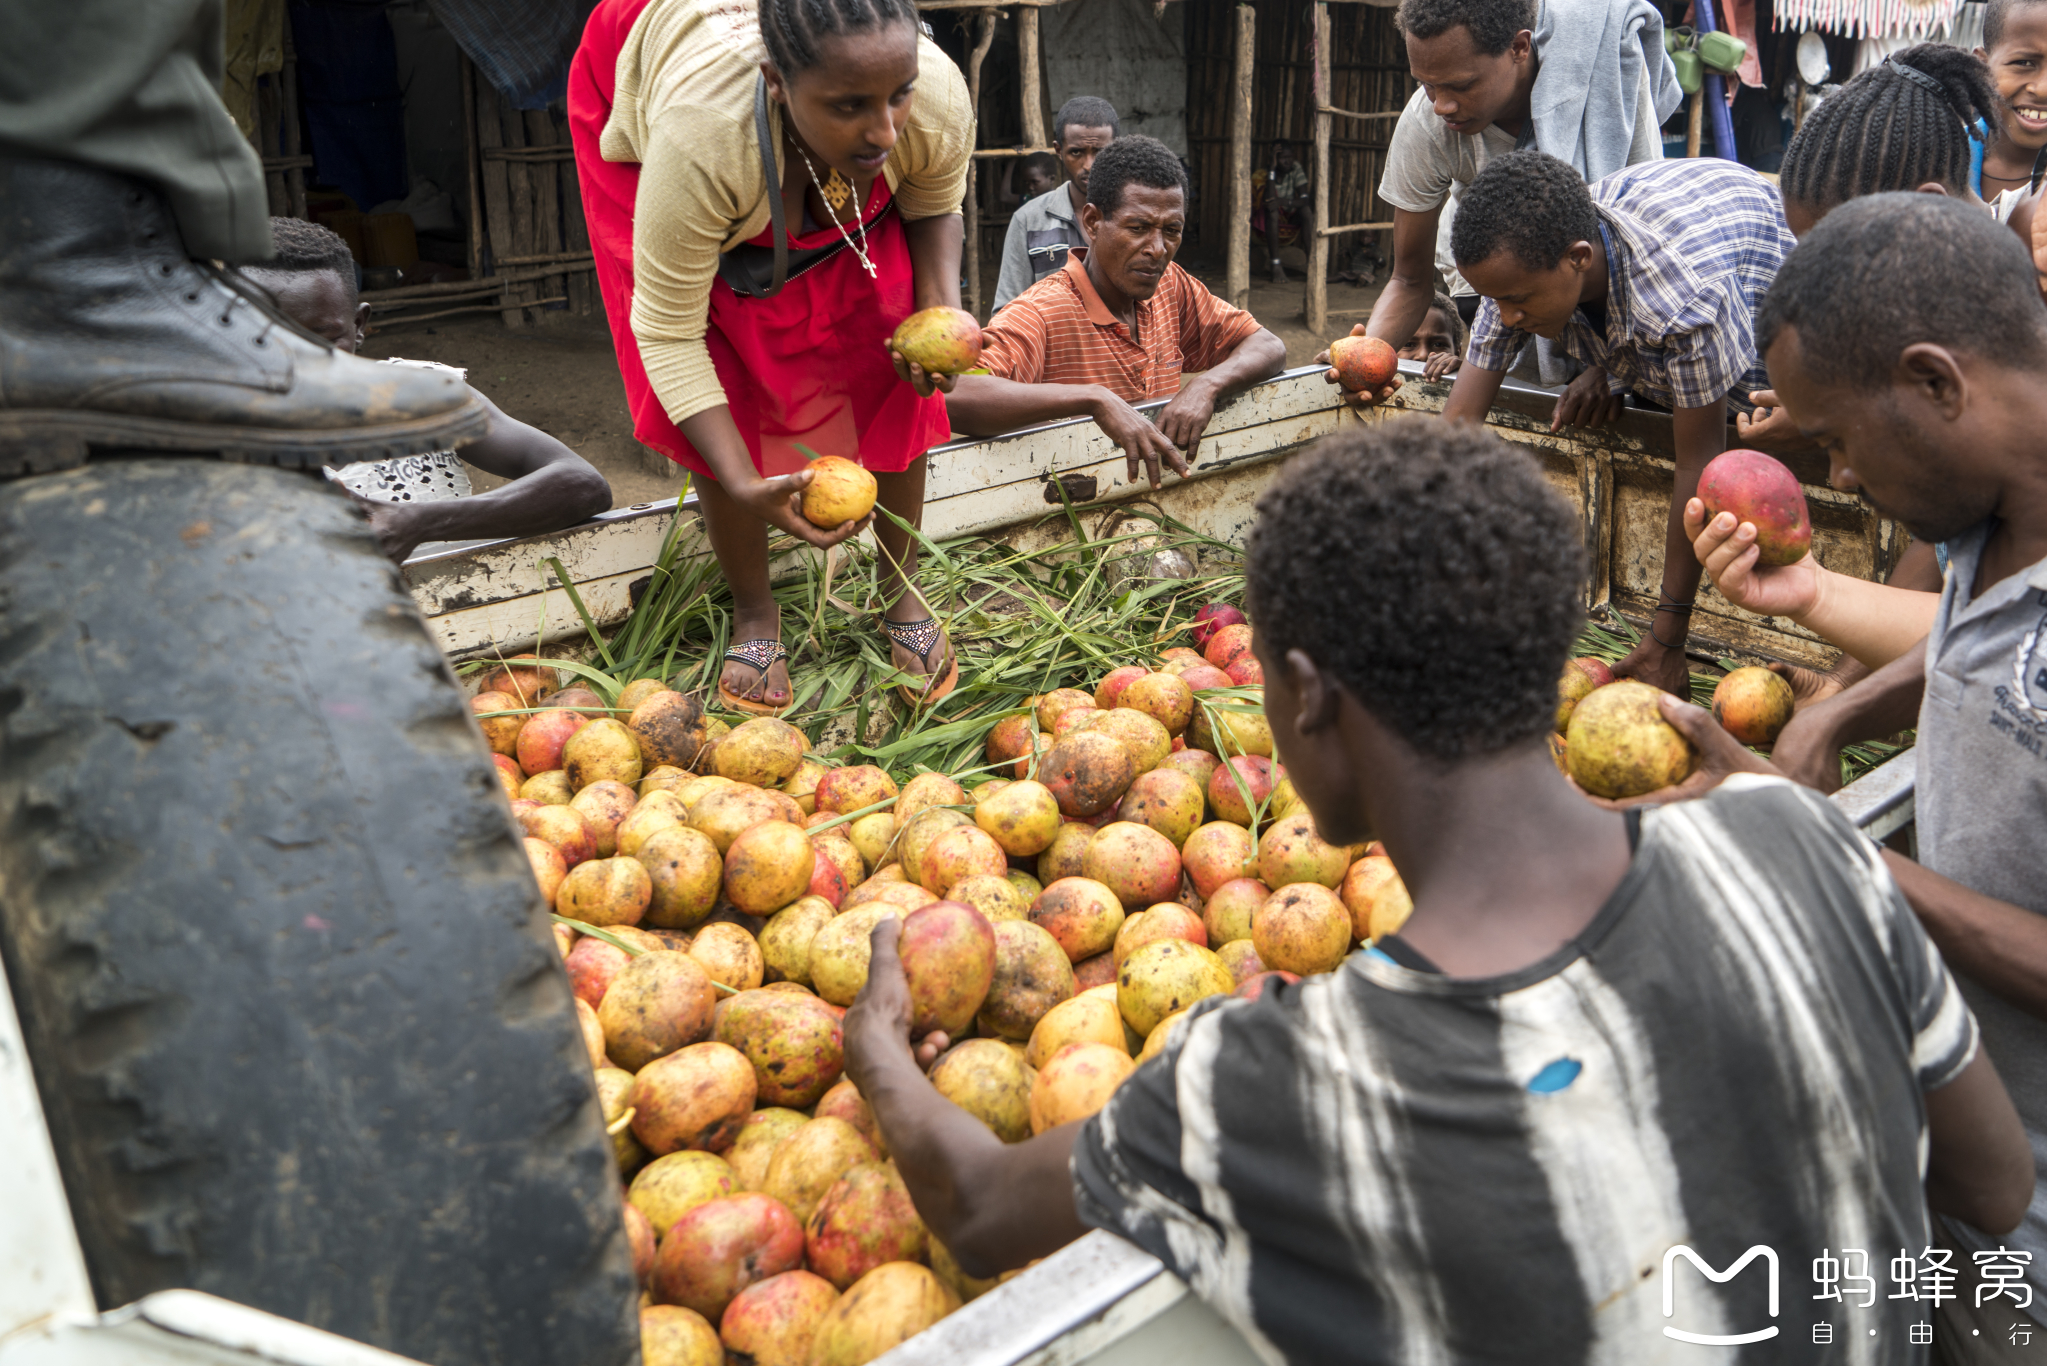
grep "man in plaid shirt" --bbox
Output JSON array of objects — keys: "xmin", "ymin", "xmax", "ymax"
[{"xmin": 1440, "ymin": 151, "xmax": 1793, "ymax": 697}]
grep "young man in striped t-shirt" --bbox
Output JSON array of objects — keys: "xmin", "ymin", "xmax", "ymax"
[{"xmin": 842, "ymin": 420, "xmax": 2031, "ymax": 1364}]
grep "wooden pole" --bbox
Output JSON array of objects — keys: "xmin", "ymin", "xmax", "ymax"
[
  {"xmin": 281, "ymin": 14, "xmax": 306, "ymax": 219},
  {"xmin": 461, "ymin": 57, "xmax": 483, "ymax": 280},
  {"xmin": 1225, "ymin": 4, "xmax": 1254, "ymax": 309},
  {"xmin": 1018, "ymin": 8, "xmax": 1047, "ymax": 148},
  {"xmin": 1304, "ymin": 0, "xmax": 1331, "ymax": 335},
  {"xmin": 965, "ymin": 11, "xmax": 997, "ymax": 316},
  {"xmin": 1686, "ymin": 91, "xmax": 1703, "ymax": 158}
]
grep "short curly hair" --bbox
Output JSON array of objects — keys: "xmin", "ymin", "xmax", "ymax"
[
  {"xmin": 1245, "ymin": 420, "xmax": 1585, "ymax": 761},
  {"xmin": 1985, "ymin": 0, "xmax": 2047, "ymax": 51},
  {"xmin": 1054, "ymin": 95, "xmax": 1120, "ymax": 145},
  {"xmin": 1757, "ymin": 193, "xmax": 2047, "ymax": 390},
  {"xmin": 1450, "ymin": 150, "xmax": 1596, "ymax": 272},
  {"xmin": 1086, "ymin": 135, "xmax": 1189, "ymax": 216},
  {"xmin": 1397, "ymin": 0, "xmax": 1536, "ymax": 57},
  {"xmin": 264, "ymin": 216, "xmax": 357, "ymax": 279}
]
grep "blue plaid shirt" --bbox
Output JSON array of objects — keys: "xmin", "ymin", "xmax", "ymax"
[{"xmin": 1467, "ymin": 159, "xmax": 1794, "ymax": 411}]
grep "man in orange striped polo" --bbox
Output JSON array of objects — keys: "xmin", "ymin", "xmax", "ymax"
[{"xmin": 943, "ymin": 136, "xmax": 1287, "ymax": 488}]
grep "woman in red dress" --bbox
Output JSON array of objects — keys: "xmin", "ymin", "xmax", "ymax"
[{"xmin": 570, "ymin": 0, "xmax": 970, "ymax": 712}]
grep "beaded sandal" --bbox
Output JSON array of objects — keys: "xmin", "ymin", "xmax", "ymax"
[
  {"xmin": 717, "ymin": 638, "xmax": 790, "ymax": 716},
  {"xmin": 883, "ymin": 615, "xmax": 959, "ymax": 709}
]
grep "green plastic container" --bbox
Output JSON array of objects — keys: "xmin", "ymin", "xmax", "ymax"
[
  {"xmin": 1673, "ymin": 48, "xmax": 1703, "ymax": 95},
  {"xmin": 1698, "ymin": 30, "xmax": 1747, "ymax": 74}
]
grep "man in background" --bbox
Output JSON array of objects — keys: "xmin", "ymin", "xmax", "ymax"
[
  {"xmin": 1330, "ymin": 0, "xmax": 1679, "ymax": 401},
  {"xmin": 993, "ymin": 95, "xmax": 1119, "ymax": 310},
  {"xmin": 946, "ymin": 137, "xmax": 1285, "ymax": 488}
]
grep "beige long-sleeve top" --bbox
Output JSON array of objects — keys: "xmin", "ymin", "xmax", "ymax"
[{"xmin": 599, "ymin": 0, "xmax": 974, "ymax": 427}]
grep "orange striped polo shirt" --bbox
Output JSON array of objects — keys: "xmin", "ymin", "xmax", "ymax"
[{"xmin": 977, "ymin": 249, "xmax": 1264, "ymax": 402}]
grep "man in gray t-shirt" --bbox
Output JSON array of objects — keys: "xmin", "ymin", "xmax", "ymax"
[
  {"xmin": 1343, "ymin": 0, "xmax": 1678, "ymax": 376},
  {"xmin": 1651, "ymin": 197, "xmax": 2047, "ymax": 1353},
  {"xmin": 993, "ymin": 96, "xmax": 1118, "ymax": 311}
]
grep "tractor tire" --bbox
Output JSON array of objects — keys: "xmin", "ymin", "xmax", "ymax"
[{"xmin": 0, "ymin": 461, "xmax": 638, "ymax": 1366}]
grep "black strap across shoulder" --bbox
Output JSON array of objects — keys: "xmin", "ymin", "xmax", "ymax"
[{"xmin": 716, "ymin": 74, "xmax": 846, "ymax": 300}]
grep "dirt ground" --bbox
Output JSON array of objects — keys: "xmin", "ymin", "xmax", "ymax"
[{"xmin": 360, "ymin": 250, "xmax": 1383, "ymax": 509}]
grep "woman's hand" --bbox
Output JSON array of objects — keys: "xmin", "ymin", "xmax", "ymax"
[
  {"xmin": 1316, "ymin": 323, "xmax": 1405, "ymax": 412},
  {"xmin": 1687, "ymin": 499, "xmax": 1822, "ymax": 619},
  {"xmin": 1551, "ymin": 365, "xmax": 1622, "ymax": 432},
  {"xmin": 888, "ymin": 343, "xmax": 958, "ymax": 399},
  {"xmin": 730, "ymin": 468, "xmax": 874, "ymax": 548}
]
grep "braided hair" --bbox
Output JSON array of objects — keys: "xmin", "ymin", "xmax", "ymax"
[
  {"xmin": 759, "ymin": 0, "xmax": 918, "ymax": 74},
  {"xmin": 1779, "ymin": 44, "xmax": 2003, "ymax": 211}
]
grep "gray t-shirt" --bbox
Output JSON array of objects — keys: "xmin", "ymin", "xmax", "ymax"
[
  {"xmin": 993, "ymin": 183, "xmax": 1082, "ymax": 311},
  {"xmin": 1376, "ymin": 64, "xmax": 1662, "ymax": 299},
  {"xmin": 1916, "ymin": 520, "xmax": 2047, "ymax": 1302}
]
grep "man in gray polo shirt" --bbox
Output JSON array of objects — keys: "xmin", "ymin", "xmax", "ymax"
[
  {"xmin": 992, "ymin": 96, "xmax": 1119, "ymax": 310},
  {"xmin": 1641, "ymin": 195, "xmax": 2047, "ymax": 1360}
]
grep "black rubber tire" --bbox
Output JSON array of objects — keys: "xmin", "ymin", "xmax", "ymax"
[{"xmin": 0, "ymin": 462, "xmax": 638, "ymax": 1366}]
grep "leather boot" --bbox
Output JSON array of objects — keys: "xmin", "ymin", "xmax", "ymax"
[{"xmin": 0, "ymin": 156, "xmax": 486, "ymax": 479}]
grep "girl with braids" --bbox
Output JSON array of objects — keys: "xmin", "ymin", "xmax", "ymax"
[
  {"xmin": 570, "ymin": 0, "xmax": 972, "ymax": 714},
  {"xmin": 1739, "ymin": 44, "xmax": 2029, "ymax": 711},
  {"xmin": 1772, "ymin": 43, "xmax": 2001, "ymax": 238},
  {"xmin": 1739, "ymin": 47, "xmax": 2004, "ymax": 461}
]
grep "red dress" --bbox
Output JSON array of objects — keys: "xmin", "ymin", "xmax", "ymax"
[{"xmin": 568, "ymin": 0, "xmax": 950, "ymax": 479}]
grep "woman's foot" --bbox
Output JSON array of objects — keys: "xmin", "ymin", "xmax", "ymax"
[
  {"xmin": 721, "ymin": 607, "xmax": 791, "ymax": 711},
  {"xmin": 884, "ymin": 592, "xmax": 955, "ymax": 702}
]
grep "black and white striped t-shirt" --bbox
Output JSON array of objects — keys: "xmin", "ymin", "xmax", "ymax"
[{"xmin": 1074, "ymin": 776, "xmax": 1979, "ymax": 1364}]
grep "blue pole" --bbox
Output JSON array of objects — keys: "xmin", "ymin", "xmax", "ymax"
[{"xmin": 1691, "ymin": 0, "xmax": 1741, "ymax": 161}]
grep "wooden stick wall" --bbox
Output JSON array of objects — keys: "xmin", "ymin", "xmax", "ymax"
[{"xmin": 1183, "ymin": 0, "xmax": 1410, "ymax": 255}]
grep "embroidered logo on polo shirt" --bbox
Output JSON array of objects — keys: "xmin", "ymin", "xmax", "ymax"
[{"xmin": 2013, "ymin": 609, "xmax": 2047, "ymax": 716}]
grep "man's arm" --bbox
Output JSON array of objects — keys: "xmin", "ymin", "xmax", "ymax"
[
  {"xmin": 1767, "ymin": 643, "xmax": 1927, "ymax": 792},
  {"xmin": 1439, "ymin": 360, "xmax": 1508, "ymax": 424},
  {"xmin": 945, "ymin": 375, "xmax": 1188, "ymax": 488},
  {"xmin": 1154, "ymin": 327, "xmax": 1286, "ymax": 463},
  {"xmin": 1887, "ymin": 855, "xmax": 2047, "ymax": 1028},
  {"xmin": 1686, "ymin": 502, "xmax": 1940, "ymax": 669},
  {"xmin": 1923, "ymin": 1049, "xmax": 2035, "ymax": 1236},
  {"xmin": 1612, "ymin": 400, "xmax": 1725, "ymax": 697},
  {"xmin": 353, "ymin": 390, "xmax": 611, "ymax": 563},
  {"xmin": 1360, "ymin": 205, "xmax": 1443, "ymax": 353},
  {"xmin": 843, "ymin": 919, "xmax": 1089, "ymax": 1277}
]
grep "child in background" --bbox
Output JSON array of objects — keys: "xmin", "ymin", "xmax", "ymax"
[
  {"xmin": 1977, "ymin": 0, "xmax": 2047, "ymax": 207},
  {"xmin": 245, "ymin": 218, "xmax": 610, "ymax": 563},
  {"xmin": 1018, "ymin": 151, "xmax": 1059, "ymax": 202},
  {"xmin": 1395, "ymin": 289, "xmax": 1465, "ymax": 379}
]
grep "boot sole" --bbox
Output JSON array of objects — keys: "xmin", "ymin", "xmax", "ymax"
[{"xmin": 0, "ymin": 399, "xmax": 491, "ymax": 481}]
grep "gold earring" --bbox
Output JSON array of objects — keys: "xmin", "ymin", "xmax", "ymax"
[{"xmin": 821, "ymin": 168, "xmax": 853, "ymax": 213}]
